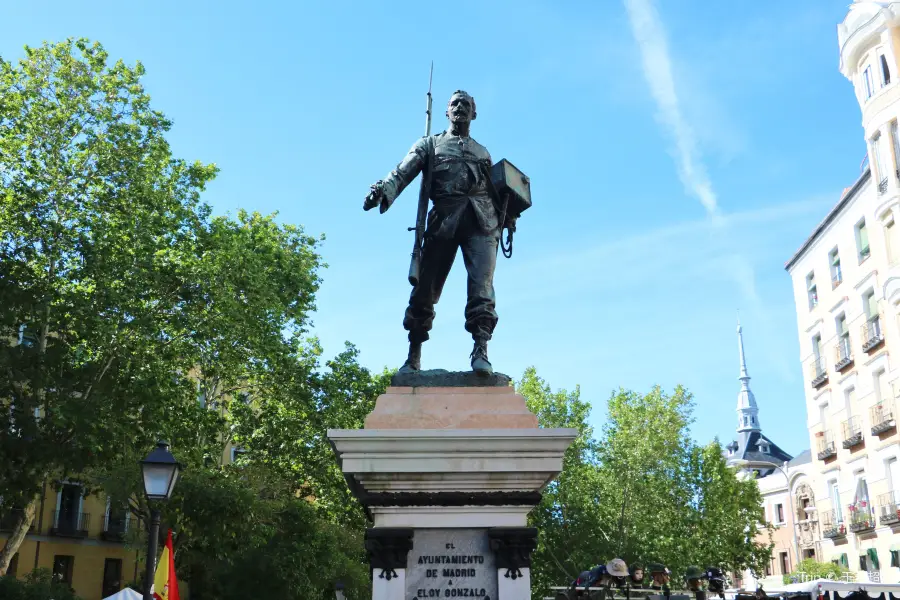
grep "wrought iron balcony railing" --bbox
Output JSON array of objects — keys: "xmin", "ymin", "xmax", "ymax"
[
  {"xmin": 879, "ymin": 177, "xmax": 889, "ymax": 194},
  {"xmin": 101, "ymin": 514, "xmax": 130, "ymax": 542},
  {"xmin": 862, "ymin": 315, "xmax": 885, "ymax": 352},
  {"xmin": 833, "ymin": 270, "xmax": 843, "ymax": 288},
  {"xmin": 871, "ymin": 401, "xmax": 896, "ymax": 435},
  {"xmin": 50, "ymin": 510, "xmax": 90, "ymax": 538},
  {"xmin": 878, "ymin": 491, "xmax": 900, "ymax": 525},
  {"xmin": 816, "ymin": 432, "xmax": 836, "ymax": 460},
  {"xmin": 848, "ymin": 502, "xmax": 875, "ymax": 533},
  {"xmin": 821, "ymin": 509, "xmax": 847, "ymax": 538},
  {"xmin": 835, "ymin": 337, "xmax": 854, "ymax": 371},
  {"xmin": 841, "ymin": 416, "xmax": 864, "ymax": 449},
  {"xmin": 810, "ymin": 355, "xmax": 829, "ymax": 388}
]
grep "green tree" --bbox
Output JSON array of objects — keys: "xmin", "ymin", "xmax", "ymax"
[
  {"xmin": 782, "ymin": 559, "xmax": 843, "ymax": 584},
  {"xmin": 0, "ymin": 569, "xmax": 82, "ymax": 600},
  {"xmin": 519, "ymin": 370, "xmax": 772, "ymax": 599},
  {"xmin": 518, "ymin": 367, "xmax": 614, "ymax": 596},
  {"xmin": 0, "ymin": 38, "xmax": 319, "ymax": 575}
]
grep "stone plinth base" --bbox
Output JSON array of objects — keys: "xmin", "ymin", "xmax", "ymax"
[
  {"xmin": 363, "ymin": 385, "xmax": 539, "ymax": 430},
  {"xmin": 327, "ymin": 378, "xmax": 576, "ymax": 600}
]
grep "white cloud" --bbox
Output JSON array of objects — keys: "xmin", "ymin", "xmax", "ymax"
[{"xmin": 623, "ymin": 0, "xmax": 719, "ymax": 216}]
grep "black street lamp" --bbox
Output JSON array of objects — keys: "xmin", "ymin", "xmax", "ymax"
[
  {"xmin": 334, "ymin": 581, "xmax": 346, "ymax": 600},
  {"xmin": 140, "ymin": 441, "xmax": 181, "ymax": 600}
]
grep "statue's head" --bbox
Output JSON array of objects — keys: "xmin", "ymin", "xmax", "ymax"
[{"xmin": 446, "ymin": 90, "xmax": 476, "ymax": 127}]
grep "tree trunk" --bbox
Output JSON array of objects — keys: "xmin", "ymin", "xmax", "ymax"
[{"xmin": 0, "ymin": 496, "xmax": 38, "ymax": 576}]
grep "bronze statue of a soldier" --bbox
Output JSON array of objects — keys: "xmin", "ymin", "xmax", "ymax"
[{"xmin": 364, "ymin": 90, "xmax": 518, "ymax": 376}]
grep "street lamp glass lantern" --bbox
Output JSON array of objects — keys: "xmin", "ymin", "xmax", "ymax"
[{"xmin": 141, "ymin": 441, "xmax": 181, "ymax": 501}]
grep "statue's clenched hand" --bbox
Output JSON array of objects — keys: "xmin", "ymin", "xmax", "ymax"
[{"xmin": 364, "ymin": 181, "xmax": 385, "ymax": 212}]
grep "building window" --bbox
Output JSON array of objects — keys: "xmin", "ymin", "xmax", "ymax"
[
  {"xmin": 765, "ymin": 562, "xmax": 772, "ymax": 577},
  {"xmin": 864, "ymin": 289, "xmax": 878, "ymax": 320},
  {"xmin": 892, "ymin": 550, "xmax": 900, "ymax": 568},
  {"xmin": 197, "ymin": 382, "xmax": 206, "ymax": 408},
  {"xmin": 837, "ymin": 314, "xmax": 851, "ymax": 361},
  {"xmin": 807, "ymin": 272, "xmax": 818, "ymax": 309},
  {"xmin": 857, "ymin": 219, "xmax": 871, "ymax": 262},
  {"xmin": 886, "ymin": 457, "xmax": 900, "ymax": 495},
  {"xmin": 230, "ymin": 446, "xmax": 246, "ymax": 463},
  {"xmin": 52, "ymin": 555, "xmax": 74, "ymax": 585},
  {"xmin": 881, "ymin": 53, "xmax": 892, "ymax": 86},
  {"xmin": 860, "ymin": 554, "xmax": 869, "ymax": 571},
  {"xmin": 102, "ymin": 558, "xmax": 123, "ymax": 598},
  {"xmin": 864, "ymin": 65, "xmax": 875, "ymax": 99},
  {"xmin": 830, "ymin": 248, "xmax": 843, "ymax": 286},
  {"xmin": 874, "ymin": 134, "xmax": 889, "ymax": 192},
  {"xmin": 831, "ymin": 481, "xmax": 843, "ymax": 523},
  {"xmin": 775, "ymin": 503, "xmax": 785, "ymax": 524},
  {"xmin": 780, "ymin": 551, "xmax": 790, "ymax": 575}
]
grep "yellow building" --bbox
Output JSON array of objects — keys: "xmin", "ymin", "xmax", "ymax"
[
  {"xmin": 1, "ymin": 484, "xmax": 140, "ymax": 599},
  {"xmin": 784, "ymin": 0, "xmax": 900, "ymax": 583}
]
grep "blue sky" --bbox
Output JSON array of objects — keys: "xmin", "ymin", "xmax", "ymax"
[{"xmin": 1, "ymin": 0, "xmax": 867, "ymax": 454}]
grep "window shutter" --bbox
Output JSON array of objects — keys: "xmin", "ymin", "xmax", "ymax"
[{"xmin": 869, "ymin": 548, "xmax": 880, "ymax": 569}]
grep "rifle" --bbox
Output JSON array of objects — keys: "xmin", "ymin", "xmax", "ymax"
[{"xmin": 407, "ymin": 62, "xmax": 434, "ymax": 287}]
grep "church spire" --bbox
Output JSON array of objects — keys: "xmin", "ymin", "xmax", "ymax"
[{"xmin": 736, "ymin": 319, "xmax": 760, "ymax": 432}]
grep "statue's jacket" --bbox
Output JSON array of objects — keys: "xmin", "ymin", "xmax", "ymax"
[{"xmin": 380, "ymin": 131, "xmax": 498, "ymax": 240}]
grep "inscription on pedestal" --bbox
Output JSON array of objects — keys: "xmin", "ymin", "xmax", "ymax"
[{"xmin": 405, "ymin": 529, "xmax": 498, "ymax": 599}]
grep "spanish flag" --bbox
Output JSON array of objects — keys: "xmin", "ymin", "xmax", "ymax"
[{"xmin": 153, "ymin": 529, "xmax": 180, "ymax": 600}]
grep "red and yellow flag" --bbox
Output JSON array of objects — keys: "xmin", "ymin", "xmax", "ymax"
[{"xmin": 153, "ymin": 529, "xmax": 180, "ymax": 600}]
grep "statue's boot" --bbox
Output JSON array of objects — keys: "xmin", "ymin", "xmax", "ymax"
[
  {"xmin": 397, "ymin": 341, "xmax": 422, "ymax": 374},
  {"xmin": 470, "ymin": 339, "xmax": 493, "ymax": 376}
]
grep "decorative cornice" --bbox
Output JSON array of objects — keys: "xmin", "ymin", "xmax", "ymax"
[
  {"xmin": 364, "ymin": 527, "xmax": 413, "ymax": 581},
  {"xmin": 489, "ymin": 527, "xmax": 538, "ymax": 580},
  {"xmin": 360, "ymin": 490, "xmax": 543, "ymax": 507},
  {"xmin": 854, "ymin": 269, "xmax": 879, "ymax": 291}
]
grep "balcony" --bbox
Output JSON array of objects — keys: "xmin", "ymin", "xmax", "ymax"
[
  {"xmin": 862, "ymin": 315, "xmax": 885, "ymax": 353},
  {"xmin": 101, "ymin": 515, "xmax": 130, "ymax": 542},
  {"xmin": 849, "ymin": 503, "xmax": 876, "ymax": 533},
  {"xmin": 841, "ymin": 416, "xmax": 864, "ymax": 449},
  {"xmin": 880, "ymin": 178, "xmax": 889, "ymax": 194},
  {"xmin": 810, "ymin": 356, "xmax": 829, "ymax": 389},
  {"xmin": 0, "ymin": 509, "xmax": 35, "ymax": 532},
  {"xmin": 870, "ymin": 401, "xmax": 896, "ymax": 435},
  {"xmin": 878, "ymin": 491, "xmax": 900, "ymax": 526},
  {"xmin": 834, "ymin": 337, "xmax": 854, "ymax": 372},
  {"xmin": 816, "ymin": 432, "xmax": 837, "ymax": 460},
  {"xmin": 50, "ymin": 510, "xmax": 90, "ymax": 538},
  {"xmin": 821, "ymin": 510, "xmax": 847, "ymax": 538}
]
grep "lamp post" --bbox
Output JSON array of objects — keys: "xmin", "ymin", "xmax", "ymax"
[
  {"xmin": 140, "ymin": 441, "xmax": 182, "ymax": 600},
  {"xmin": 733, "ymin": 459, "xmax": 802, "ymax": 570},
  {"xmin": 334, "ymin": 581, "xmax": 346, "ymax": 600}
]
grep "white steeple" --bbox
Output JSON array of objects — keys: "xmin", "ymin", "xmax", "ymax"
[{"xmin": 736, "ymin": 320, "xmax": 760, "ymax": 432}]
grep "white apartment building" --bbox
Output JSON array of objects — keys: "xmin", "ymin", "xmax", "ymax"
[{"xmin": 783, "ymin": 1, "xmax": 900, "ymax": 583}]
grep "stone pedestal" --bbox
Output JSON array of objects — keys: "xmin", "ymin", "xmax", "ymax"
[{"xmin": 328, "ymin": 373, "xmax": 576, "ymax": 600}]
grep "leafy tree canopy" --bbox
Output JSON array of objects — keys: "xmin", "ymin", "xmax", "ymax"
[{"xmin": 519, "ymin": 369, "xmax": 772, "ymax": 599}]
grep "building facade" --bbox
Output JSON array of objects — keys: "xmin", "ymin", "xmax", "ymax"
[
  {"xmin": 1, "ymin": 486, "xmax": 139, "ymax": 599},
  {"xmin": 782, "ymin": 0, "xmax": 900, "ymax": 583}
]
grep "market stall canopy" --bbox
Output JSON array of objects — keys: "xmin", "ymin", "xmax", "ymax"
[{"xmin": 103, "ymin": 588, "xmax": 142, "ymax": 600}]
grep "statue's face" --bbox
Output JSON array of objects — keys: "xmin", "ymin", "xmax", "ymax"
[
  {"xmin": 447, "ymin": 93, "xmax": 475, "ymax": 125},
  {"xmin": 633, "ymin": 569, "xmax": 644, "ymax": 582}
]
